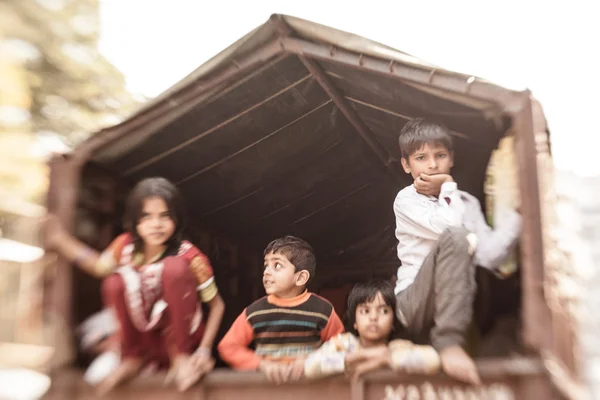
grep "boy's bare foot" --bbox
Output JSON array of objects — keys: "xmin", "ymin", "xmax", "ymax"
[
  {"xmin": 439, "ymin": 346, "xmax": 480, "ymax": 385},
  {"xmin": 96, "ymin": 358, "xmax": 143, "ymax": 395}
]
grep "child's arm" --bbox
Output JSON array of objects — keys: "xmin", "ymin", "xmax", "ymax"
[
  {"xmin": 189, "ymin": 255, "xmax": 225, "ymax": 354},
  {"xmin": 304, "ymin": 333, "xmax": 359, "ymax": 379},
  {"xmin": 394, "ymin": 182, "xmax": 467, "ymax": 240},
  {"xmin": 344, "ymin": 342, "xmax": 442, "ymax": 379},
  {"xmin": 319, "ymin": 309, "xmax": 345, "ymax": 342},
  {"xmin": 388, "ymin": 340, "xmax": 441, "ymax": 375},
  {"xmin": 467, "ymin": 198, "xmax": 522, "ymax": 269},
  {"xmin": 198, "ymin": 295, "xmax": 225, "ymax": 353},
  {"xmin": 344, "ymin": 346, "xmax": 391, "ymax": 379},
  {"xmin": 217, "ymin": 311, "xmax": 261, "ymax": 370},
  {"xmin": 303, "ymin": 307, "xmax": 345, "ymax": 378},
  {"xmin": 45, "ymin": 214, "xmax": 125, "ymax": 278}
]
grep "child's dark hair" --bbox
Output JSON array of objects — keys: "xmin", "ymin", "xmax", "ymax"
[
  {"xmin": 346, "ymin": 279, "xmax": 403, "ymax": 339},
  {"xmin": 398, "ymin": 118, "xmax": 453, "ymax": 159},
  {"xmin": 124, "ymin": 177, "xmax": 187, "ymax": 258},
  {"xmin": 264, "ymin": 236, "xmax": 316, "ymax": 283}
]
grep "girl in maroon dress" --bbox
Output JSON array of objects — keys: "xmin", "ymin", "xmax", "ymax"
[{"xmin": 46, "ymin": 177, "xmax": 225, "ymax": 392}]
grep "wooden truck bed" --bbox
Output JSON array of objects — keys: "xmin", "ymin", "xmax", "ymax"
[{"xmin": 43, "ymin": 357, "xmax": 554, "ymax": 400}]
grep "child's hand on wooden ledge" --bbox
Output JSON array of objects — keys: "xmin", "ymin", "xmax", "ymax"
[
  {"xmin": 259, "ymin": 360, "xmax": 292, "ymax": 385},
  {"xmin": 344, "ymin": 346, "xmax": 391, "ymax": 380}
]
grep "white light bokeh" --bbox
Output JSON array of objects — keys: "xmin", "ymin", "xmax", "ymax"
[{"xmin": 0, "ymin": 239, "xmax": 44, "ymax": 263}]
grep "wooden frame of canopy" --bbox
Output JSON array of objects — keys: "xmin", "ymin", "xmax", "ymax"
[{"xmin": 42, "ymin": 13, "xmax": 579, "ymax": 400}]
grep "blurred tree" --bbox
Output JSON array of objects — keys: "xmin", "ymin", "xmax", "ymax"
[
  {"xmin": 0, "ymin": 0, "xmax": 140, "ymax": 206},
  {"xmin": 0, "ymin": 0, "xmax": 140, "ymax": 348}
]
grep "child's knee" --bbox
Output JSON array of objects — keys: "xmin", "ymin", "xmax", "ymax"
[
  {"xmin": 162, "ymin": 256, "xmax": 192, "ymax": 284},
  {"xmin": 439, "ymin": 228, "xmax": 477, "ymax": 256}
]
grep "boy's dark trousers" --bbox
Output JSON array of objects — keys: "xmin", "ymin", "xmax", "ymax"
[{"xmin": 396, "ymin": 227, "xmax": 476, "ymax": 351}]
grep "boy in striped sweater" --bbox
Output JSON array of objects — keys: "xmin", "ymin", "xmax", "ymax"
[{"xmin": 218, "ymin": 236, "xmax": 344, "ymax": 383}]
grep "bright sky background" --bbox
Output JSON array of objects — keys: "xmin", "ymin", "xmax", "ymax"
[{"xmin": 98, "ymin": 0, "xmax": 600, "ymax": 177}]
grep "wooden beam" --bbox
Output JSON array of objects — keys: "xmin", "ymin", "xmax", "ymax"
[
  {"xmin": 298, "ymin": 55, "xmax": 405, "ymax": 185},
  {"xmin": 45, "ymin": 155, "xmax": 81, "ymax": 368},
  {"xmin": 512, "ymin": 92, "xmax": 553, "ymax": 352},
  {"xmin": 267, "ymin": 15, "xmax": 404, "ymax": 183},
  {"xmin": 280, "ymin": 36, "xmax": 523, "ymax": 112}
]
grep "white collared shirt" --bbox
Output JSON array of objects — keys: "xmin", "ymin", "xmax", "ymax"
[{"xmin": 393, "ymin": 182, "xmax": 522, "ymax": 294}]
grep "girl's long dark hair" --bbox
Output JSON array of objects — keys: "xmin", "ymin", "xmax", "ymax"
[
  {"xmin": 346, "ymin": 279, "xmax": 404, "ymax": 341},
  {"xmin": 123, "ymin": 177, "xmax": 187, "ymax": 259}
]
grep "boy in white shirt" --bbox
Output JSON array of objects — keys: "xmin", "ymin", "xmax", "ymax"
[{"xmin": 393, "ymin": 119, "xmax": 521, "ymax": 385}]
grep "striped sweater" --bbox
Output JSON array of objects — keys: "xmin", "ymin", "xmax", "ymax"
[{"xmin": 218, "ymin": 291, "xmax": 344, "ymax": 370}]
